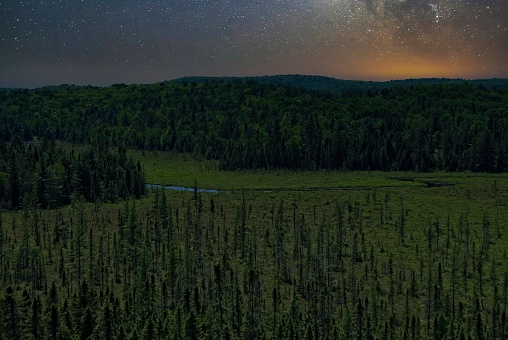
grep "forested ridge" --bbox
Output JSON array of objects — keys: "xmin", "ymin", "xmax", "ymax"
[
  {"xmin": 1, "ymin": 79, "xmax": 508, "ymax": 172},
  {"xmin": 172, "ymin": 75, "xmax": 508, "ymax": 93}
]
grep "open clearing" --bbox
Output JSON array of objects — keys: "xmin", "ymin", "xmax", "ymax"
[{"xmin": 131, "ymin": 149, "xmax": 508, "ymax": 190}]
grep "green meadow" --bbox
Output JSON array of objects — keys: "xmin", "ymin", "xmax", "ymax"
[
  {"xmin": 132, "ymin": 149, "xmax": 508, "ymax": 190},
  {"xmin": 137, "ymin": 150, "xmax": 508, "ymax": 334}
]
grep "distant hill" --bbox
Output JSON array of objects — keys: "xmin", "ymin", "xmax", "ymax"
[{"xmin": 170, "ymin": 74, "xmax": 508, "ymax": 93}]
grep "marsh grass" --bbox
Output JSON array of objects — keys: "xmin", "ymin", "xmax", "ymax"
[
  {"xmin": 2, "ymin": 149, "xmax": 508, "ymax": 338},
  {"xmin": 131, "ymin": 149, "xmax": 508, "ymax": 191}
]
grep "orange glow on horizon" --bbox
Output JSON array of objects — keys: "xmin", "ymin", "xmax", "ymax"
[
  {"xmin": 358, "ymin": 62, "xmax": 469, "ymax": 80},
  {"xmin": 324, "ymin": 56, "xmax": 484, "ymax": 81}
]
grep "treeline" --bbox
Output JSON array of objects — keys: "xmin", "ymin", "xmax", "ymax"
[
  {"xmin": 1, "ymin": 80, "xmax": 508, "ymax": 171},
  {"xmin": 0, "ymin": 187, "xmax": 507, "ymax": 338},
  {"xmin": 0, "ymin": 137, "xmax": 145, "ymax": 209}
]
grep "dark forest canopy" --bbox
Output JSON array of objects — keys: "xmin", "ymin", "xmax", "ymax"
[
  {"xmin": 1, "ymin": 79, "xmax": 508, "ymax": 172},
  {"xmin": 0, "ymin": 138, "xmax": 145, "ymax": 210}
]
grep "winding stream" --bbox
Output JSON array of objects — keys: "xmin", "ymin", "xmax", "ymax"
[
  {"xmin": 146, "ymin": 180, "xmax": 454, "ymax": 193},
  {"xmin": 145, "ymin": 184, "xmax": 220, "ymax": 193}
]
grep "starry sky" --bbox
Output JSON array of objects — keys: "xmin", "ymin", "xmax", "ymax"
[{"xmin": 1, "ymin": 0, "xmax": 507, "ymax": 88}]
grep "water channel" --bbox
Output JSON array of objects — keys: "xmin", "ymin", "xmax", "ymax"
[{"xmin": 145, "ymin": 184, "xmax": 220, "ymax": 193}]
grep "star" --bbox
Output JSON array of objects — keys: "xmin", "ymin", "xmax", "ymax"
[{"xmin": 0, "ymin": 0, "xmax": 507, "ymax": 87}]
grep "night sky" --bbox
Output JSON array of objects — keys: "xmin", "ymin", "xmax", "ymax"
[{"xmin": 1, "ymin": 0, "xmax": 507, "ymax": 88}]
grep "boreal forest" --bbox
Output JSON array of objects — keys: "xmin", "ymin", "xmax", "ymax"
[
  {"xmin": 1, "ymin": 78, "xmax": 508, "ymax": 172},
  {"xmin": 1, "ymin": 77, "xmax": 508, "ymax": 339}
]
